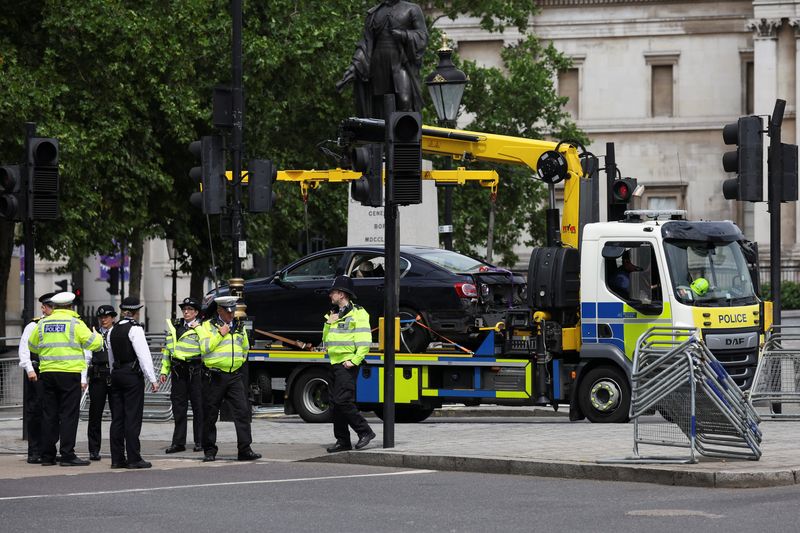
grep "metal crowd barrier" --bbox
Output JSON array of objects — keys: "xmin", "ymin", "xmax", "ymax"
[
  {"xmin": 603, "ymin": 327, "xmax": 761, "ymax": 464},
  {"xmin": 749, "ymin": 325, "xmax": 800, "ymax": 420},
  {"xmin": 0, "ymin": 336, "xmax": 24, "ymax": 412}
]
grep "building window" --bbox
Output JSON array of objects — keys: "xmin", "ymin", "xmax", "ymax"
[
  {"xmin": 651, "ymin": 65, "xmax": 674, "ymax": 117},
  {"xmin": 640, "ymin": 183, "xmax": 686, "ymax": 212},
  {"xmin": 645, "ymin": 52, "xmax": 679, "ymax": 118},
  {"xmin": 558, "ymin": 68, "xmax": 579, "ymax": 118},
  {"xmin": 740, "ymin": 50, "xmax": 754, "ymax": 115}
]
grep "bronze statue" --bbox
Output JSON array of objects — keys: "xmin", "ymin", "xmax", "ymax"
[{"xmin": 336, "ymin": 0, "xmax": 429, "ymax": 118}]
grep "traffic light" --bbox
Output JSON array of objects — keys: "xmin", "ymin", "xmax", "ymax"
[
  {"xmin": 26, "ymin": 137, "xmax": 59, "ymax": 220},
  {"xmin": 782, "ymin": 143, "xmax": 798, "ymax": 202},
  {"xmin": 107, "ymin": 266, "xmax": 120, "ymax": 295},
  {"xmin": 0, "ymin": 165, "xmax": 25, "ymax": 220},
  {"xmin": 722, "ymin": 116, "xmax": 763, "ymax": 202},
  {"xmin": 188, "ymin": 135, "xmax": 226, "ymax": 214},
  {"xmin": 608, "ymin": 177, "xmax": 637, "ymax": 221},
  {"xmin": 385, "ymin": 111, "xmax": 422, "ymax": 206},
  {"xmin": 350, "ymin": 143, "xmax": 383, "ymax": 207},
  {"xmin": 248, "ymin": 159, "xmax": 276, "ymax": 213}
]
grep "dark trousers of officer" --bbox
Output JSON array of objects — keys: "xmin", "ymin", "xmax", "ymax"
[
  {"xmin": 40, "ymin": 372, "xmax": 81, "ymax": 462},
  {"xmin": 87, "ymin": 366, "xmax": 111, "ymax": 455},
  {"xmin": 109, "ymin": 367, "xmax": 145, "ymax": 464},
  {"xmin": 170, "ymin": 361, "xmax": 204, "ymax": 448},
  {"xmin": 330, "ymin": 364, "xmax": 371, "ymax": 444},
  {"xmin": 202, "ymin": 370, "xmax": 251, "ymax": 455},
  {"xmin": 23, "ymin": 371, "xmax": 44, "ymax": 457}
]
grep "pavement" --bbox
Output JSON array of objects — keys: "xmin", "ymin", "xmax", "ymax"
[{"xmin": 1, "ymin": 405, "xmax": 800, "ymax": 489}]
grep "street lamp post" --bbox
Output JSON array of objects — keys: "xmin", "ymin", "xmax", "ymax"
[
  {"xmin": 425, "ymin": 36, "xmax": 468, "ymax": 251},
  {"xmin": 166, "ymin": 239, "xmax": 178, "ymax": 321}
]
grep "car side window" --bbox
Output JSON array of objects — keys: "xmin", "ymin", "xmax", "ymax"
[
  {"xmin": 284, "ymin": 254, "xmax": 343, "ymax": 282},
  {"xmin": 348, "ymin": 254, "xmax": 411, "ymax": 279}
]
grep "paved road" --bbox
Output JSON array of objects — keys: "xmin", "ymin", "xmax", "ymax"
[{"xmin": 2, "ymin": 460, "xmax": 800, "ymax": 532}]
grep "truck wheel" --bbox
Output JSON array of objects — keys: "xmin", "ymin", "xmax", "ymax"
[
  {"xmin": 256, "ymin": 371, "xmax": 272, "ymax": 405},
  {"xmin": 373, "ymin": 405, "xmax": 434, "ymax": 423},
  {"xmin": 577, "ymin": 366, "xmax": 630, "ymax": 423},
  {"xmin": 399, "ymin": 308, "xmax": 429, "ymax": 353},
  {"xmin": 291, "ymin": 368, "xmax": 332, "ymax": 423}
]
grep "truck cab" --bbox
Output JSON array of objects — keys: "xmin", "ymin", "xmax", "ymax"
[{"xmin": 573, "ymin": 212, "xmax": 762, "ymax": 422}]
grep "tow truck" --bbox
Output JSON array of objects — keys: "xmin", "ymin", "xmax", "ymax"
[{"xmin": 240, "ymin": 120, "xmax": 768, "ymax": 423}]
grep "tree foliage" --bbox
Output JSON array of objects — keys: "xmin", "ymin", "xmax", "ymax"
[{"xmin": 0, "ymin": 0, "xmax": 583, "ymax": 317}]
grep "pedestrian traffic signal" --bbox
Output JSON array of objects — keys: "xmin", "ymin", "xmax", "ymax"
[
  {"xmin": 722, "ymin": 116, "xmax": 764, "ymax": 202},
  {"xmin": 247, "ymin": 159, "xmax": 276, "ymax": 213},
  {"xmin": 26, "ymin": 137, "xmax": 60, "ymax": 220},
  {"xmin": 188, "ymin": 135, "xmax": 226, "ymax": 214},
  {"xmin": 350, "ymin": 143, "xmax": 383, "ymax": 207},
  {"xmin": 385, "ymin": 111, "xmax": 422, "ymax": 206},
  {"xmin": 608, "ymin": 177, "xmax": 637, "ymax": 221},
  {"xmin": 107, "ymin": 266, "xmax": 120, "ymax": 295},
  {"xmin": 0, "ymin": 165, "xmax": 25, "ymax": 220}
]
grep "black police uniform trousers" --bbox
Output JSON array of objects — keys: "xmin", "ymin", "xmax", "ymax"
[
  {"xmin": 109, "ymin": 366, "xmax": 145, "ymax": 464},
  {"xmin": 330, "ymin": 363, "xmax": 371, "ymax": 444},
  {"xmin": 40, "ymin": 371, "xmax": 81, "ymax": 462},
  {"xmin": 87, "ymin": 364, "xmax": 111, "ymax": 456},
  {"xmin": 23, "ymin": 367, "xmax": 44, "ymax": 457},
  {"xmin": 202, "ymin": 369, "xmax": 251, "ymax": 455},
  {"xmin": 170, "ymin": 360, "xmax": 204, "ymax": 448}
]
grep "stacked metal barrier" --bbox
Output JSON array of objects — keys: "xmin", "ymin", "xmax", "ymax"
[
  {"xmin": 606, "ymin": 327, "xmax": 761, "ymax": 464},
  {"xmin": 749, "ymin": 325, "xmax": 800, "ymax": 419}
]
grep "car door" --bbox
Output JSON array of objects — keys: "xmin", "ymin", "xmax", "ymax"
[{"xmin": 259, "ymin": 252, "xmax": 346, "ymax": 341}]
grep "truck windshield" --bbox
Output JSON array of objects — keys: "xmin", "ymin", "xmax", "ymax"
[{"xmin": 663, "ymin": 240, "xmax": 757, "ymax": 307}]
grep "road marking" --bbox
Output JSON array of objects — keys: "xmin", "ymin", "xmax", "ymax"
[
  {"xmin": 627, "ymin": 510, "xmax": 724, "ymax": 519},
  {"xmin": 0, "ymin": 469, "xmax": 436, "ymax": 501}
]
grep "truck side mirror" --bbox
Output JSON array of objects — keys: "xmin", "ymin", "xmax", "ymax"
[{"xmin": 602, "ymin": 245, "xmax": 625, "ymax": 259}]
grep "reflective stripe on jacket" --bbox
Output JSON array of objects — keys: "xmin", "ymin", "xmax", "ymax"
[
  {"xmin": 161, "ymin": 319, "xmax": 202, "ymax": 375},
  {"xmin": 28, "ymin": 309, "xmax": 101, "ymax": 373},
  {"xmin": 198, "ymin": 319, "xmax": 249, "ymax": 373},
  {"xmin": 323, "ymin": 305, "xmax": 371, "ymax": 365}
]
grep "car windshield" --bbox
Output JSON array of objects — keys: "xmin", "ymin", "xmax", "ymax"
[
  {"xmin": 413, "ymin": 249, "xmax": 489, "ymax": 273},
  {"xmin": 663, "ymin": 240, "xmax": 757, "ymax": 307}
]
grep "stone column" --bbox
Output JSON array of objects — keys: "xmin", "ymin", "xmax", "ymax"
[
  {"xmin": 791, "ymin": 19, "xmax": 800, "ymax": 250},
  {"xmin": 748, "ymin": 18, "xmax": 781, "ymax": 246}
]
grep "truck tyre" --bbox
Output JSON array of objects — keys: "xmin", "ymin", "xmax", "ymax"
[
  {"xmin": 399, "ymin": 308, "xmax": 429, "ymax": 353},
  {"xmin": 373, "ymin": 405, "xmax": 434, "ymax": 423},
  {"xmin": 291, "ymin": 368, "xmax": 332, "ymax": 423},
  {"xmin": 255, "ymin": 371, "xmax": 272, "ymax": 405},
  {"xmin": 577, "ymin": 365, "xmax": 630, "ymax": 423}
]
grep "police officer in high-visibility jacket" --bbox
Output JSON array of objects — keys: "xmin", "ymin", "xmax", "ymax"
[
  {"xmin": 160, "ymin": 297, "xmax": 204, "ymax": 454},
  {"xmin": 28, "ymin": 291, "xmax": 102, "ymax": 466},
  {"xmin": 323, "ymin": 276, "xmax": 375, "ymax": 453},
  {"xmin": 198, "ymin": 296, "xmax": 261, "ymax": 462}
]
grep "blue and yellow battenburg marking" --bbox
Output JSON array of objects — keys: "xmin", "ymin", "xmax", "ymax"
[
  {"xmin": 248, "ymin": 346, "xmax": 534, "ymax": 404},
  {"xmin": 580, "ymin": 301, "xmax": 673, "ymax": 359}
]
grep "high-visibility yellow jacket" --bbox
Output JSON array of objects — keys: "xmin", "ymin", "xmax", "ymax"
[
  {"xmin": 198, "ymin": 318, "xmax": 249, "ymax": 373},
  {"xmin": 161, "ymin": 319, "xmax": 202, "ymax": 375},
  {"xmin": 28, "ymin": 309, "xmax": 101, "ymax": 373},
  {"xmin": 323, "ymin": 304, "xmax": 371, "ymax": 365}
]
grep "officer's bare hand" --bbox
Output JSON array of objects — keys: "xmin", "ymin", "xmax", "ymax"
[
  {"xmin": 218, "ymin": 323, "xmax": 230, "ymax": 336},
  {"xmin": 150, "ymin": 382, "xmax": 159, "ymax": 393},
  {"xmin": 327, "ymin": 313, "xmax": 339, "ymax": 324},
  {"xmin": 343, "ymin": 361, "xmax": 355, "ymax": 369},
  {"xmin": 81, "ymin": 382, "xmax": 88, "ymax": 392},
  {"xmin": 27, "ymin": 371, "xmax": 37, "ymax": 382},
  {"xmin": 159, "ymin": 374, "xmax": 167, "ymax": 384}
]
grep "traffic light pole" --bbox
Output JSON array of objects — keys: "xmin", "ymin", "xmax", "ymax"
[
  {"xmin": 768, "ymin": 100, "xmax": 785, "ymax": 327},
  {"xmin": 22, "ymin": 123, "xmax": 36, "ymax": 326},
  {"xmin": 383, "ymin": 95, "xmax": 397, "ymax": 449},
  {"xmin": 230, "ymin": 0, "xmax": 244, "ymax": 278}
]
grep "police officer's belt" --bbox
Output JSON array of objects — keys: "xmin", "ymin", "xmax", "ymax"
[{"xmin": 112, "ymin": 361, "xmax": 141, "ymax": 371}]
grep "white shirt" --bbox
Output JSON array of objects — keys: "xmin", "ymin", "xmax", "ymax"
[
  {"xmin": 107, "ymin": 319, "xmax": 157, "ymax": 384},
  {"xmin": 20, "ymin": 318, "xmax": 89, "ymax": 384}
]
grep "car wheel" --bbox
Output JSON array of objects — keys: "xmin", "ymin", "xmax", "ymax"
[
  {"xmin": 291, "ymin": 367, "xmax": 332, "ymax": 423},
  {"xmin": 577, "ymin": 365, "xmax": 630, "ymax": 423},
  {"xmin": 399, "ymin": 308, "xmax": 429, "ymax": 353},
  {"xmin": 373, "ymin": 405, "xmax": 434, "ymax": 423}
]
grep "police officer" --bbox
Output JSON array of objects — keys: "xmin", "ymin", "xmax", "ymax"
[
  {"xmin": 87, "ymin": 305, "xmax": 116, "ymax": 461},
  {"xmin": 28, "ymin": 291, "xmax": 102, "ymax": 466},
  {"xmin": 161, "ymin": 297, "xmax": 204, "ymax": 453},
  {"xmin": 17, "ymin": 292, "xmax": 56, "ymax": 463},
  {"xmin": 108, "ymin": 296, "xmax": 159, "ymax": 469},
  {"xmin": 323, "ymin": 276, "xmax": 375, "ymax": 453},
  {"xmin": 199, "ymin": 296, "xmax": 260, "ymax": 462}
]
